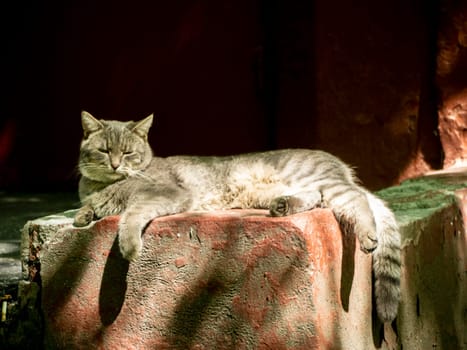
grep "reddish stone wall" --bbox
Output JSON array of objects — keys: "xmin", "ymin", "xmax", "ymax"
[
  {"xmin": 274, "ymin": 1, "xmax": 442, "ymax": 188},
  {"xmin": 437, "ymin": 1, "xmax": 467, "ymax": 167}
]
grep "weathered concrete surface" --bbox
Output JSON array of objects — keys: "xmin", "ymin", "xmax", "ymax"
[
  {"xmin": 28, "ymin": 209, "xmax": 380, "ymax": 350},
  {"xmin": 378, "ymin": 177, "xmax": 466, "ymax": 349},
  {"xmin": 0, "ymin": 194, "xmax": 78, "ymax": 350},
  {"xmin": 19, "ymin": 176, "xmax": 467, "ymax": 349},
  {"xmin": 0, "ymin": 193, "xmax": 78, "ymax": 292}
]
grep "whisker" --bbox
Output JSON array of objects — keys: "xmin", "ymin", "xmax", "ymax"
[{"xmin": 122, "ymin": 168, "xmax": 154, "ymax": 182}]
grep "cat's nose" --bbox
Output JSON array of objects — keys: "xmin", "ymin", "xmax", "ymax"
[{"xmin": 110, "ymin": 154, "xmax": 121, "ymax": 170}]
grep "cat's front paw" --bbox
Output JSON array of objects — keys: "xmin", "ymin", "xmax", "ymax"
[
  {"xmin": 118, "ymin": 223, "xmax": 143, "ymax": 261},
  {"xmin": 73, "ymin": 204, "xmax": 95, "ymax": 227},
  {"xmin": 358, "ymin": 230, "xmax": 378, "ymax": 253},
  {"xmin": 270, "ymin": 196, "xmax": 310, "ymax": 217},
  {"xmin": 270, "ymin": 196, "xmax": 290, "ymax": 217}
]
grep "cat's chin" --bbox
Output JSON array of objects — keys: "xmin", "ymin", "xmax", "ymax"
[
  {"xmin": 105, "ymin": 171, "xmax": 127, "ymax": 182},
  {"xmin": 108, "ymin": 173, "xmax": 127, "ymax": 181},
  {"xmin": 83, "ymin": 171, "xmax": 126, "ymax": 184}
]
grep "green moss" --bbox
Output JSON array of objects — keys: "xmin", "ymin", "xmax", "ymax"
[{"xmin": 376, "ymin": 178, "xmax": 467, "ymax": 226}]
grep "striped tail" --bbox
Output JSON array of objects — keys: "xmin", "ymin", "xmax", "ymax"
[
  {"xmin": 323, "ymin": 183, "xmax": 401, "ymax": 322},
  {"xmin": 366, "ymin": 192, "xmax": 401, "ymax": 322}
]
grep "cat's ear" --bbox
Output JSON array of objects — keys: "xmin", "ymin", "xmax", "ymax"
[
  {"xmin": 81, "ymin": 111, "xmax": 103, "ymax": 138},
  {"xmin": 131, "ymin": 114, "xmax": 153, "ymax": 140}
]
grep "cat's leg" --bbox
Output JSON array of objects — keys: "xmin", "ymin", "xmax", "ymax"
[
  {"xmin": 119, "ymin": 194, "xmax": 191, "ymax": 261},
  {"xmin": 73, "ymin": 204, "xmax": 95, "ymax": 227},
  {"xmin": 321, "ymin": 184, "xmax": 378, "ymax": 253},
  {"xmin": 269, "ymin": 190, "xmax": 322, "ymax": 217},
  {"xmin": 118, "ymin": 202, "xmax": 151, "ymax": 261}
]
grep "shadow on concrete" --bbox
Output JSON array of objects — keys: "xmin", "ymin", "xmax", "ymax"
[
  {"xmin": 166, "ymin": 219, "xmax": 316, "ymax": 349},
  {"xmin": 40, "ymin": 226, "xmax": 96, "ymax": 314},
  {"xmin": 39, "ymin": 223, "xmax": 101, "ymax": 348},
  {"xmin": 166, "ymin": 220, "xmax": 246, "ymax": 349},
  {"xmin": 371, "ymin": 292, "xmax": 384, "ymax": 348},
  {"xmin": 99, "ymin": 237, "xmax": 129, "ymax": 326},
  {"xmin": 339, "ymin": 227, "xmax": 356, "ymax": 313},
  {"xmin": 169, "ymin": 269, "xmax": 236, "ymax": 349}
]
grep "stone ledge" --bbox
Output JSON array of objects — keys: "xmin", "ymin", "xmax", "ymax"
[
  {"xmin": 378, "ymin": 177, "xmax": 466, "ymax": 349},
  {"xmin": 34, "ymin": 209, "xmax": 378, "ymax": 349},
  {"xmin": 14, "ymin": 176, "xmax": 467, "ymax": 349}
]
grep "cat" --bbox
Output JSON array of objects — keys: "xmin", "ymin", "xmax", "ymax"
[{"xmin": 74, "ymin": 111, "xmax": 401, "ymax": 323}]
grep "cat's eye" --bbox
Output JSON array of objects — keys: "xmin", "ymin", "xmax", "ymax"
[
  {"xmin": 123, "ymin": 151, "xmax": 135, "ymax": 155},
  {"xmin": 98, "ymin": 148, "xmax": 109, "ymax": 154}
]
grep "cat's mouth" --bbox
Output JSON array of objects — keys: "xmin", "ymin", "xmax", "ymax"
[
  {"xmin": 80, "ymin": 163, "xmax": 143, "ymax": 183},
  {"xmin": 109, "ymin": 170, "xmax": 127, "ymax": 179},
  {"xmin": 96, "ymin": 172, "xmax": 126, "ymax": 183},
  {"xmin": 102, "ymin": 166, "xmax": 132, "ymax": 181},
  {"xmin": 114, "ymin": 167, "xmax": 134, "ymax": 178}
]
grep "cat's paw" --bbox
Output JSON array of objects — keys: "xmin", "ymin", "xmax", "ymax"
[
  {"xmin": 358, "ymin": 230, "xmax": 378, "ymax": 253},
  {"xmin": 118, "ymin": 224, "xmax": 143, "ymax": 261},
  {"xmin": 270, "ymin": 196, "xmax": 312, "ymax": 217},
  {"xmin": 270, "ymin": 196, "xmax": 290, "ymax": 217},
  {"xmin": 73, "ymin": 205, "xmax": 95, "ymax": 227}
]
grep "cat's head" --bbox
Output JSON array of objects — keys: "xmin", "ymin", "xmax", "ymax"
[{"xmin": 79, "ymin": 111, "xmax": 153, "ymax": 183}]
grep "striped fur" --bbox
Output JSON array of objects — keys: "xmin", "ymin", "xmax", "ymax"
[{"xmin": 75, "ymin": 111, "xmax": 401, "ymax": 322}]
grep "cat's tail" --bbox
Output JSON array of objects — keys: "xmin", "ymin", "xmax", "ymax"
[
  {"xmin": 366, "ymin": 192, "xmax": 401, "ymax": 323},
  {"xmin": 323, "ymin": 184, "xmax": 401, "ymax": 322}
]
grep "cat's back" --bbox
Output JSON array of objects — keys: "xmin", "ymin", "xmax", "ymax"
[
  {"xmin": 228, "ymin": 149, "xmax": 353, "ymax": 182},
  {"xmin": 146, "ymin": 149, "xmax": 351, "ymax": 182},
  {"xmin": 125, "ymin": 149, "xmax": 355, "ymax": 211},
  {"xmin": 151, "ymin": 149, "xmax": 353, "ymax": 196},
  {"xmin": 161, "ymin": 149, "xmax": 336, "ymax": 167},
  {"xmin": 142, "ymin": 155, "xmax": 232, "ymax": 192}
]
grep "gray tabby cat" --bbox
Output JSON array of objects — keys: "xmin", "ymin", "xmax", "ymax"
[{"xmin": 74, "ymin": 111, "xmax": 401, "ymax": 323}]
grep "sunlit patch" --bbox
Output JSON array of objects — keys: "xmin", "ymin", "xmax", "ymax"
[
  {"xmin": 226, "ymin": 163, "xmax": 288, "ymax": 208},
  {"xmin": 0, "ymin": 242, "xmax": 20, "ymax": 255}
]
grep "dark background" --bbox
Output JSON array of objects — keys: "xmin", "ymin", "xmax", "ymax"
[{"xmin": 0, "ymin": 0, "xmax": 444, "ymax": 192}]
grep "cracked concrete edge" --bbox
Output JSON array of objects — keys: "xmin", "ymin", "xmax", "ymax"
[{"xmin": 20, "ymin": 210, "xmax": 77, "ymax": 282}]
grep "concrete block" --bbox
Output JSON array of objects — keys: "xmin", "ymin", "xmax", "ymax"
[
  {"xmin": 24, "ymin": 209, "xmax": 382, "ymax": 349},
  {"xmin": 379, "ymin": 177, "xmax": 466, "ymax": 349},
  {"xmin": 397, "ymin": 200, "xmax": 465, "ymax": 349}
]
